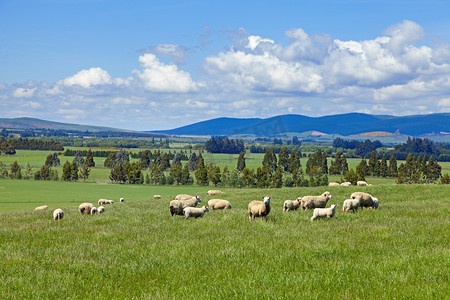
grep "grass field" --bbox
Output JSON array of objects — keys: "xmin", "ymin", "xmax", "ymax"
[{"xmin": 0, "ymin": 180, "xmax": 448, "ymax": 299}]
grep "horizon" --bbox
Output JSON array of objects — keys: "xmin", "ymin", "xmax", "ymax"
[{"xmin": 1, "ymin": 0, "xmax": 450, "ymax": 130}]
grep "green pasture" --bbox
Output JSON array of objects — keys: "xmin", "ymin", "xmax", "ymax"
[{"xmin": 0, "ymin": 180, "xmax": 448, "ymax": 298}]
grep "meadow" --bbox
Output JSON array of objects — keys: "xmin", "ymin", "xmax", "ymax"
[{"xmin": 0, "ymin": 179, "xmax": 449, "ymax": 299}]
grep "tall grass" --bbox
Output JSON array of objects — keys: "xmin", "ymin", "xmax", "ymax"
[{"xmin": 0, "ymin": 181, "xmax": 448, "ymax": 299}]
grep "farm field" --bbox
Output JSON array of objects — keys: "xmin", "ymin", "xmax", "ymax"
[{"xmin": 0, "ymin": 180, "xmax": 449, "ymax": 298}]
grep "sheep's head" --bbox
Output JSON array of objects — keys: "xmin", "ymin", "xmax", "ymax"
[
  {"xmin": 196, "ymin": 196, "xmax": 201, "ymax": 203},
  {"xmin": 323, "ymin": 191, "xmax": 331, "ymax": 199},
  {"xmin": 203, "ymin": 206, "xmax": 210, "ymax": 212},
  {"xmin": 373, "ymin": 198, "xmax": 379, "ymax": 209},
  {"xmin": 263, "ymin": 196, "xmax": 271, "ymax": 205}
]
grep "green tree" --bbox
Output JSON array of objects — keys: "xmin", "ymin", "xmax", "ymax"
[
  {"xmin": 73, "ymin": 152, "xmax": 85, "ymax": 167},
  {"xmin": 221, "ymin": 166, "xmax": 230, "ymax": 186},
  {"xmin": 277, "ymin": 146, "xmax": 289, "ymax": 172},
  {"xmin": 229, "ymin": 169, "xmax": 243, "ymax": 188},
  {"xmin": 45, "ymin": 154, "xmax": 53, "ymax": 166},
  {"xmin": 368, "ymin": 151, "xmax": 379, "ymax": 176},
  {"xmin": 170, "ymin": 161, "xmax": 182, "ymax": 185},
  {"xmin": 159, "ymin": 152, "xmax": 170, "ymax": 171},
  {"xmin": 40, "ymin": 164, "xmax": 50, "ymax": 180},
  {"xmin": 127, "ymin": 162, "xmax": 142, "ymax": 184},
  {"xmin": 344, "ymin": 168, "xmax": 358, "ymax": 185},
  {"xmin": 237, "ymin": 151, "xmax": 246, "ymax": 171},
  {"xmin": 388, "ymin": 155, "xmax": 398, "ymax": 177},
  {"xmin": 9, "ymin": 161, "xmax": 21, "ymax": 179},
  {"xmin": 85, "ymin": 149, "xmax": 95, "ymax": 167},
  {"xmin": 110, "ymin": 163, "xmax": 127, "ymax": 184},
  {"xmin": 104, "ymin": 152, "xmax": 116, "ymax": 168},
  {"xmin": 181, "ymin": 164, "xmax": 191, "ymax": 185},
  {"xmin": 23, "ymin": 163, "xmax": 33, "ymax": 179},
  {"xmin": 272, "ymin": 170, "xmax": 283, "ymax": 188},
  {"xmin": 287, "ymin": 151, "xmax": 301, "ymax": 174},
  {"xmin": 208, "ymin": 165, "xmax": 222, "ymax": 186},
  {"xmin": 70, "ymin": 161, "xmax": 79, "ymax": 181},
  {"xmin": 139, "ymin": 150, "xmax": 151, "ymax": 169},
  {"xmin": 195, "ymin": 153, "xmax": 208, "ymax": 185},
  {"xmin": 355, "ymin": 159, "xmax": 368, "ymax": 181},
  {"xmin": 79, "ymin": 161, "xmax": 90, "ymax": 182},
  {"xmin": 242, "ymin": 167, "xmax": 255, "ymax": 187},
  {"xmin": 379, "ymin": 154, "xmax": 388, "ymax": 177},
  {"xmin": 62, "ymin": 161, "xmax": 71, "ymax": 181}
]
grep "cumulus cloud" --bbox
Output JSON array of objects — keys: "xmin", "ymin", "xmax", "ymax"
[
  {"xmin": 140, "ymin": 43, "xmax": 190, "ymax": 64},
  {"xmin": 61, "ymin": 67, "xmax": 112, "ymax": 88},
  {"xmin": 12, "ymin": 87, "xmax": 37, "ymax": 98}
]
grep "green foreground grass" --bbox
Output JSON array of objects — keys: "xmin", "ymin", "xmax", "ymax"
[{"xmin": 0, "ymin": 180, "xmax": 449, "ymax": 299}]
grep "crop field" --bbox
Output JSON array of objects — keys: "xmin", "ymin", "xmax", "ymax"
[{"xmin": 0, "ymin": 179, "xmax": 449, "ymax": 299}]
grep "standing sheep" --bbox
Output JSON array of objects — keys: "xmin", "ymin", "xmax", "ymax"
[
  {"xmin": 78, "ymin": 202, "xmax": 94, "ymax": 215},
  {"xmin": 98, "ymin": 206, "xmax": 105, "ymax": 214},
  {"xmin": 343, "ymin": 199, "xmax": 360, "ymax": 213},
  {"xmin": 90, "ymin": 207, "xmax": 98, "ymax": 215},
  {"xmin": 208, "ymin": 199, "xmax": 231, "ymax": 210},
  {"xmin": 34, "ymin": 205, "xmax": 48, "ymax": 211},
  {"xmin": 169, "ymin": 196, "xmax": 202, "ymax": 216},
  {"xmin": 283, "ymin": 198, "xmax": 301, "ymax": 212},
  {"xmin": 175, "ymin": 194, "xmax": 199, "ymax": 201},
  {"xmin": 248, "ymin": 196, "xmax": 271, "ymax": 221},
  {"xmin": 351, "ymin": 192, "xmax": 379, "ymax": 209},
  {"xmin": 53, "ymin": 208, "xmax": 64, "ymax": 220},
  {"xmin": 207, "ymin": 190, "xmax": 222, "ymax": 196},
  {"xmin": 183, "ymin": 206, "xmax": 210, "ymax": 219},
  {"xmin": 301, "ymin": 192, "xmax": 332, "ymax": 210},
  {"xmin": 311, "ymin": 204, "xmax": 338, "ymax": 221}
]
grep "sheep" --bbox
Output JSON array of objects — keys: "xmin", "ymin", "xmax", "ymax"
[
  {"xmin": 78, "ymin": 202, "xmax": 94, "ymax": 215},
  {"xmin": 300, "ymin": 192, "xmax": 332, "ymax": 210},
  {"xmin": 343, "ymin": 198, "xmax": 360, "ymax": 213},
  {"xmin": 311, "ymin": 204, "xmax": 337, "ymax": 221},
  {"xmin": 207, "ymin": 199, "xmax": 232, "ymax": 210},
  {"xmin": 34, "ymin": 205, "xmax": 48, "ymax": 211},
  {"xmin": 183, "ymin": 205, "xmax": 209, "ymax": 219},
  {"xmin": 357, "ymin": 181, "xmax": 368, "ymax": 186},
  {"xmin": 98, "ymin": 206, "xmax": 105, "ymax": 214},
  {"xmin": 153, "ymin": 195, "xmax": 162, "ymax": 199},
  {"xmin": 175, "ymin": 194, "xmax": 197, "ymax": 201},
  {"xmin": 98, "ymin": 199, "xmax": 114, "ymax": 206},
  {"xmin": 169, "ymin": 196, "xmax": 202, "ymax": 216},
  {"xmin": 207, "ymin": 190, "xmax": 222, "ymax": 196},
  {"xmin": 328, "ymin": 182, "xmax": 340, "ymax": 187},
  {"xmin": 283, "ymin": 198, "xmax": 301, "ymax": 212},
  {"xmin": 340, "ymin": 182, "xmax": 352, "ymax": 186},
  {"xmin": 350, "ymin": 192, "xmax": 379, "ymax": 209},
  {"xmin": 53, "ymin": 208, "xmax": 64, "ymax": 220},
  {"xmin": 248, "ymin": 196, "xmax": 271, "ymax": 221},
  {"xmin": 90, "ymin": 207, "xmax": 98, "ymax": 215},
  {"xmin": 120, "ymin": 198, "xmax": 124, "ymax": 202}
]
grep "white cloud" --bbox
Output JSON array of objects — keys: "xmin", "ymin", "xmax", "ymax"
[
  {"xmin": 12, "ymin": 87, "xmax": 36, "ymax": 98},
  {"xmin": 141, "ymin": 44, "xmax": 190, "ymax": 64},
  {"xmin": 61, "ymin": 67, "xmax": 112, "ymax": 88},
  {"xmin": 438, "ymin": 98, "xmax": 450, "ymax": 107},
  {"xmin": 133, "ymin": 54, "xmax": 201, "ymax": 93}
]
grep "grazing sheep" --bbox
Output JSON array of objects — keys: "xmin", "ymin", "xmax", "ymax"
[
  {"xmin": 120, "ymin": 198, "xmax": 124, "ymax": 202},
  {"xmin": 351, "ymin": 192, "xmax": 379, "ymax": 209},
  {"xmin": 34, "ymin": 205, "xmax": 48, "ymax": 211},
  {"xmin": 153, "ymin": 195, "xmax": 162, "ymax": 199},
  {"xmin": 343, "ymin": 199, "xmax": 360, "ymax": 213},
  {"xmin": 301, "ymin": 192, "xmax": 332, "ymax": 210},
  {"xmin": 340, "ymin": 182, "xmax": 352, "ymax": 186},
  {"xmin": 208, "ymin": 199, "xmax": 232, "ymax": 210},
  {"xmin": 98, "ymin": 199, "xmax": 114, "ymax": 206},
  {"xmin": 169, "ymin": 196, "xmax": 202, "ymax": 216},
  {"xmin": 175, "ymin": 194, "xmax": 197, "ymax": 201},
  {"xmin": 98, "ymin": 206, "xmax": 105, "ymax": 214},
  {"xmin": 248, "ymin": 196, "xmax": 271, "ymax": 221},
  {"xmin": 311, "ymin": 204, "xmax": 337, "ymax": 221},
  {"xmin": 78, "ymin": 202, "xmax": 94, "ymax": 215},
  {"xmin": 207, "ymin": 190, "xmax": 222, "ymax": 196},
  {"xmin": 53, "ymin": 208, "xmax": 64, "ymax": 220},
  {"xmin": 328, "ymin": 182, "xmax": 340, "ymax": 187},
  {"xmin": 283, "ymin": 198, "xmax": 301, "ymax": 212},
  {"xmin": 90, "ymin": 207, "xmax": 98, "ymax": 215},
  {"xmin": 357, "ymin": 181, "xmax": 368, "ymax": 186},
  {"xmin": 183, "ymin": 205, "xmax": 210, "ymax": 219}
]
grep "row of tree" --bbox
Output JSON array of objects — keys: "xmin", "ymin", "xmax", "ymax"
[
  {"xmin": 204, "ymin": 136, "xmax": 245, "ymax": 154},
  {"xmin": 2, "ymin": 137, "xmax": 64, "ymax": 151}
]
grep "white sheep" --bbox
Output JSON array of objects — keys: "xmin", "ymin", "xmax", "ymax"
[
  {"xmin": 169, "ymin": 196, "xmax": 202, "ymax": 216},
  {"xmin": 153, "ymin": 195, "xmax": 162, "ymax": 199},
  {"xmin": 351, "ymin": 192, "xmax": 379, "ymax": 209},
  {"xmin": 283, "ymin": 198, "xmax": 301, "ymax": 212},
  {"xmin": 207, "ymin": 190, "xmax": 222, "ymax": 196},
  {"xmin": 343, "ymin": 199, "xmax": 360, "ymax": 213},
  {"xmin": 248, "ymin": 196, "xmax": 271, "ymax": 221},
  {"xmin": 53, "ymin": 208, "xmax": 64, "ymax": 220},
  {"xmin": 78, "ymin": 202, "xmax": 94, "ymax": 215},
  {"xmin": 311, "ymin": 204, "xmax": 338, "ymax": 221},
  {"xmin": 183, "ymin": 205, "xmax": 210, "ymax": 219},
  {"xmin": 34, "ymin": 205, "xmax": 48, "ymax": 211},
  {"xmin": 98, "ymin": 199, "xmax": 114, "ymax": 206},
  {"xmin": 90, "ymin": 207, "xmax": 98, "ymax": 215},
  {"xmin": 120, "ymin": 198, "xmax": 124, "ymax": 202},
  {"xmin": 328, "ymin": 182, "xmax": 340, "ymax": 187},
  {"xmin": 357, "ymin": 181, "xmax": 368, "ymax": 186},
  {"xmin": 301, "ymin": 192, "xmax": 332, "ymax": 210},
  {"xmin": 175, "ymin": 194, "xmax": 198, "ymax": 201},
  {"xmin": 340, "ymin": 182, "xmax": 352, "ymax": 186},
  {"xmin": 207, "ymin": 199, "xmax": 231, "ymax": 210},
  {"xmin": 98, "ymin": 206, "xmax": 105, "ymax": 214}
]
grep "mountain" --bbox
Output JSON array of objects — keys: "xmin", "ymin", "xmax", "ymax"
[{"xmin": 153, "ymin": 113, "xmax": 450, "ymax": 137}]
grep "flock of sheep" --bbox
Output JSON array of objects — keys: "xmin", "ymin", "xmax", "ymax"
[{"xmin": 35, "ymin": 186, "xmax": 379, "ymax": 222}]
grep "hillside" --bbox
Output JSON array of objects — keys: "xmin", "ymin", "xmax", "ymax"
[{"xmin": 153, "ymin": 113, "xmax": 450, "ymax": 137}]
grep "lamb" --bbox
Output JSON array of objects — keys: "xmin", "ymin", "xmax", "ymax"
[
  {"xmin": 283, "ymin": 198, "xmax": 301, "ymax": 212},
  {"xmin": 357, "ymin": 181, "xmax": 368, "ymax": 186},
  {"xmin": 328, "ymin": 182, "xmax": 340, "ymax": 187},
  {"xmin": 183, "ymin": 205, "xmax": 210, "ymax": 219},
  {"xmin": 98, "ymin": 206, "xmax": 105, "ymax": 214},
  {"xmin": 311, "ymin": 204, "xmax": 337, "ymax": 221},
  {"xmin": 340, "ymin": 182, "xmax": 352, "ymax": 186},
  {"xmin": 343, "ymin": 198, "xmax": 360, "ymax": 213},
  {"xmin": 90, "ymin": 207, "xmax": 98, "ymax": 215},
  {"xmin": 120, "ymin": 198, "xmax": 124, "ymax": 202},
  {"xmin": 207, "ymin": 190, "xmax": 222, "ymax": 196},
  {"xmin": 153, "ymin": 195, "xmax": 162, "ymax": 199},
  {"xmin": 78, "ymin": 202, "xmax": 94, "ymax": 215},
  {"xmin": 300, "ymin": 192, "xmax": 332, "ymax": 210},
  {"xmin": 98, "ymin": 199, "xmax": 114, "ymax": 206},
  {"xmin": 169, "ymin": 196, "xmax": 202, "ymax": 216},
  {"xmin": 208, "ymin": 199, "xmax": 232, "ymax": 210},
  {"xmin": 350, "ymin": 192, "xmax": 379, "ymax": 209},
  {"xmin": 53, "ymin": 208, "xmax": 64, "ymax": 220},
  {"xmin": 248, "ymin": 196, "xmax": 271, "ymax": 221},
  {"xmin": 34, "ymin": 205, "xmax": 48, "ymax": 211}
]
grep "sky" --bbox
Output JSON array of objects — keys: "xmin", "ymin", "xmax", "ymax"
[{"xmin": 1, "ymin": 0, "xmax": 450, "ymax": 131}]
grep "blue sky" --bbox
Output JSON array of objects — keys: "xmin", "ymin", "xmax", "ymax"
[{"xmin": 1, "ymin": 0, "xmax": 450, "ymax": 130}]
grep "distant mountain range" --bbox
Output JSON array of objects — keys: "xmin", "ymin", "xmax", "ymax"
[{"xmin": 153, "ymin": 113, "xmax": 450, "ymax": 137}]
